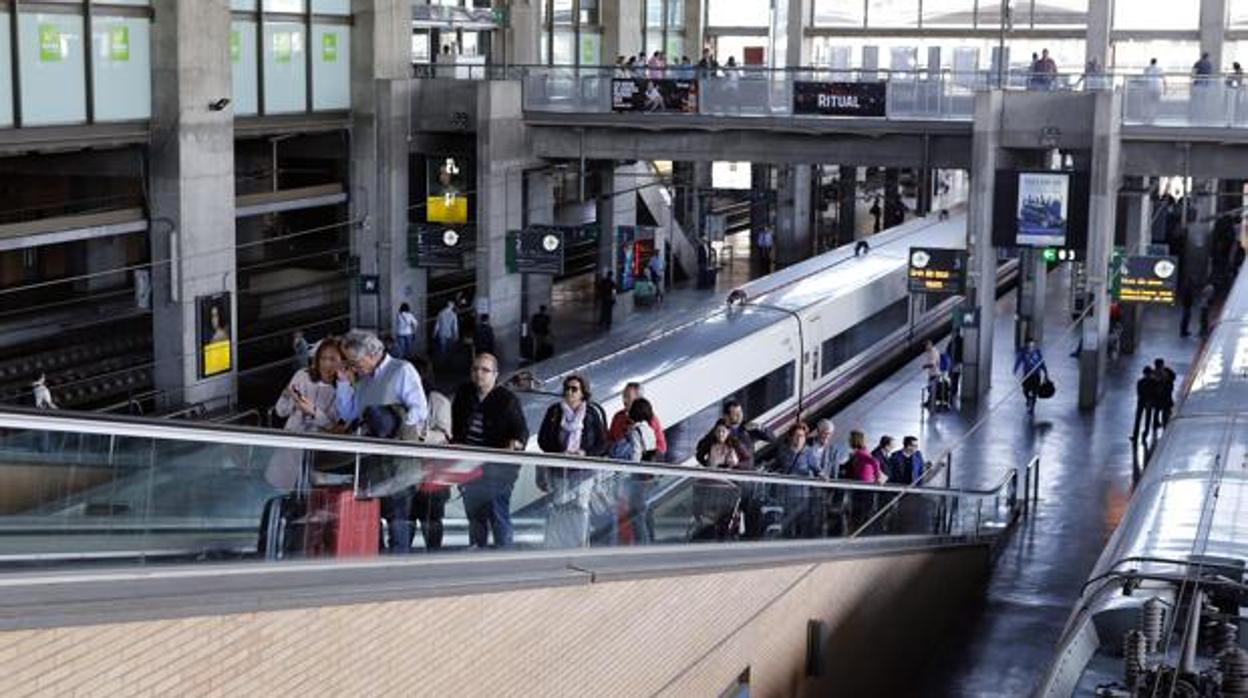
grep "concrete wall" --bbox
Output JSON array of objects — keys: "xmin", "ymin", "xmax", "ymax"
[{"xmin": 0, "ymin": 546, "xmax": 988, "ymax": 696}]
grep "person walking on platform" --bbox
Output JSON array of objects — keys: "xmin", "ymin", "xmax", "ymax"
[
  {"xmin": 920, "ymin": 340, "xmax": 944, "ymax": 409},
  {"xmin": 1130, "ymin": 366, "xmax": 1158, "ymax": 445},
  {"xmin": 530, "ymin": 305, "xmax": 553, "ymax": 360},
  {"xmin": 451, "ymin": 353, "xmax": 529, "ymax": 549},
  {"xmin": 536, "ymin": 374, "xmax": 608, "ymax": 549},
  {"xmin": 394, "ymin": 303, "xmax": 418, "ymax": 360},
  {"xmin": 1152, "ymin": 358, "xmax": 1177, "ymax": 433},
  {"xmin": 1013, "ymin": 338, "xmax": 1049, "ymax": 413},
  {"xmin": 869, "ymin": 197, "xmax": 883, "ymax": 233},
  {"xmin": 647, "ymin": 249, "xmax": 666, "ymax": 304},
  {"xmin": 597, "ymin": 271, "xmax": 617, "ymax": 330},
  {"xmin": 433, "ymin": 300, "xmax": 459, "ymax": 359},
  {"xmin": 756, "ymin": 227, "xmax": 775, "ymax": 275}
]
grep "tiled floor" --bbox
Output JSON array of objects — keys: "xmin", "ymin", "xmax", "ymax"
[{"xmin": 824, "ymin": 264, "xmax": 1199, "ymax": 697}]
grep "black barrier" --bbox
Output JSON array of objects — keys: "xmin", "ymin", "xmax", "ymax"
[
  {"xmin": 793, "ymin": 81, "xmax": 886, "ymax": 117},
  {"xmin": 612, "ymin": 78, "xmax": 698, "ymax": 113}
]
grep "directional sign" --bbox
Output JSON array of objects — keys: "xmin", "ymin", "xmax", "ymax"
[
  {"xmin": 409, "ymin": 224, "xmax": 469, "ymax": 269},
  {"xmin": 1117, "ymin": 255, "xmax": 1179, "ymax": 305},
  {"xmin": 908, "ymin": 246, "xmax": 968, "ymax": 295},
  {"xmin": 506, "ymin": 226, "xmax": 566, "ymax": 275}
]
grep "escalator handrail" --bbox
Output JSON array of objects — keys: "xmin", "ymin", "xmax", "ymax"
[{"xmin": 0, "ymin": 406, "xmax": 1018, "ymax": 500}]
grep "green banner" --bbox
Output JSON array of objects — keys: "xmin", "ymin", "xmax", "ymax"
[
  {"xmin": 38, "ymin": 24, "xmax": 62, "ymax": 63},
  {"xmin": 321, "ymin": 32, "xmax": 338, "ymax": 62},
  {"xmin": 230, "ymin": 30, "xmax": 241, "ymax": 63},
  {"xmin": 273, "ymin": 32, "xmax": 292, "ymax": 64},
  {"xmin": 109, "ymin": 26, "xmax": 130, "ymax": 62}
]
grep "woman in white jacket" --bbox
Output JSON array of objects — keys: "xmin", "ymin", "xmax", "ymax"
[{"xmin": 268, "ymin": 337, "xmax": 344, "ymax": 489}]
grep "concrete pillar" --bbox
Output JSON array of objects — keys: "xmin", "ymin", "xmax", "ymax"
[
  {"xmin": 683, "ymin": 0, "xmax": 705, "ymax": 62},
  {"xmin": 962, "ymin": 91, "xmax": 1004, "ymax": 405},
  {"xmin": 1015, "ymin": 249, "xmax": 1048, "ymax": 346},
  {"xmin": 1084, "ymin": 0, "xmax": 1113, "ymax": 69},
  {"xmin": 1120, "ymin": 176, "xmax": 1151, "ymax": 353},
  {"xmin": 775, "ymin": 164, "xmax": 812, "ymax": 267},
  {"xmin": 1201, "ymin": 0, "xmax": 1228, "ymax": 70},
  {"xmin": 602, "ymin": 0, "xmax": 643, "ymax": 67},
  {"xmin": 596, "ymin": 162, "xmax": 637, "ymax": 324},
  {"xmin": 505, "ymin": 0, "xmax": 542, "ymax": 66},
  {"xmin": 838, "ymin": 165, "xmax": 857, "ymax": 246},
  {"xmin": 149, "ymin": 0, "xmax": 236, "ymax": 409},
  {"xmin": 782, "ymin": 0, "xmax": 813, "ymax": 69},
  {"xmin": 1078, "ymin": 89, "xmax": 1122, "ymax": 410},
  {"xmin": 475, "ymin": 81, "xmax": 533, "ymax": 365},
  {"xmin": 350, "ymin": 0, "xmax": 417, "ymax": 343},
  {"xmin": 522, "ymin": 168, "xmax": 556, "ymax": 334}
]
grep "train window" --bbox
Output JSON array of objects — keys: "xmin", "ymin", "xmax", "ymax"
[
  {"xmin": 661, "ymin": 361, "xmax": 796, "ymax": 464},
  {"xmin": 737, "ymin": 361, "xmax": 796, "ymax": 419},
  {"xmin": 820, "ymin": 298, "xmax": 909, "ymax": 376}
]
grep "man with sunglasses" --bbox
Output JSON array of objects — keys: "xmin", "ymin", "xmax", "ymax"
[{"xmin": 451, "ymin": 353, "xmax": 529, "ymax": 548}]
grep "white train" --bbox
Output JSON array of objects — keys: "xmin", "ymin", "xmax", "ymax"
[{"xmin": 1039, "ymin": 263, "xmax": 1248, "ymax": 696}]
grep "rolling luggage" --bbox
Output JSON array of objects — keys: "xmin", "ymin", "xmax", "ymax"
[{"xmin": 303, "ymin": 486, "xmax": 381, "ymax": 557}]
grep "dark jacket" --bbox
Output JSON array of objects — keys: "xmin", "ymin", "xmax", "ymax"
[
  {"xmin": 536, "ymin": 401, "xmax": 608, "ymax": 457},
  {"xmin": 451, "ymin": 383, "xmax": 529, "ymax": 484},
  {"xmin": 887, "ymin": 449, "xmax": 925, "ymax": 485},
  {"xmin": 475, "ymin": 322, "xmax": 496, "ymax": 357}
]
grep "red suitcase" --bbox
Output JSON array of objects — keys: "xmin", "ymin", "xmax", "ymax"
[{"xmin": 303, "ymin": 487, "xmax": 380, "ymax": 557}]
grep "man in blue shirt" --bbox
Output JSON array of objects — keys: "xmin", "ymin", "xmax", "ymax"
[
  {"xmin": 887, "ymin": 436, "xmax": 926, "ymax": 485},
  {"xmin": 1013, "ymin": 338, "xmax": 1048, "ymax": 413},
  {"xmin": 336, "ymin": 330, "xmax": 430, "ymax": 553}
]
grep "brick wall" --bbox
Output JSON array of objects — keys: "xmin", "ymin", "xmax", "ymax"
[{"xmin": 0, "ymin": 545, "xmax": 987, "ymax": 697}]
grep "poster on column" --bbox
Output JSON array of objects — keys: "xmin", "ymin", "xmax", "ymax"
[
  {"xmin": 611, "ymin": 78, "xmax": 698, "ymax": 113},
  {"xmin": 197, "ymin": 292, "xmax": 233, "ymax": 379},
  {"xmin": 792, "ymin": 81, "xmax": 887, "ymax": 117},
  {"xmin": 1015, "ymin": 172, "xmax": 1070, "ymax": 247}
]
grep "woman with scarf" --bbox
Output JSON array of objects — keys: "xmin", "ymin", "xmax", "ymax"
[{"xmin": 537, "ymin": 374, "xmax": 608, "ymax": 548}]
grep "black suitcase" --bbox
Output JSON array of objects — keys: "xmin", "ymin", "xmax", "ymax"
[{"xmin": 257, "ymin": 452, "xmax": 313, "ymax": 561}]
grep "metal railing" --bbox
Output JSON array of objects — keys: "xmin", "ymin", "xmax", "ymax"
[{"xmin": 0, "ymin": 405, "xmax": 1036, "ymax": 570}]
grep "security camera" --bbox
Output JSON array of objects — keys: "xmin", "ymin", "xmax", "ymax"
[{"xmin": 208, "ymin": 98, "xmax": 231, "ymax": 112}]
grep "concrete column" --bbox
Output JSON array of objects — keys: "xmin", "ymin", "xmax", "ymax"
[
  {"xmin": 523, "ymin": 168, "xmax": 556, "ymax": 330},
  {"xmin": 149, "ymin": 0, "xmax": 236, "ymax": 409},
  {"xmin": 602, "ymin": 0, "xmax": 643, "ymax": 67},
  {"xmin": 782, "ymin": 0, "xmax": 813, "ymax": 69},
  {"xmin": 476, "ymin": 81, "xmax": 533, "ymax": 366},
  {"xmin": 775, "ymin": 164, "xmax": 813, "ymax": 267},
  {"xmin": 350, "ymin": 0, "xmax": 417, "ymax": 343},
  {"xmin": 838, "ymin": 165, "xmax": 857, "ymax": 246},
  {"xmin": 505, "ymin": 0, "xmax": 542, "ymax": 66},
  {"xmin": 1084, "ymin": 0, "xmax": 1113, "ymax": 69},
  {"xmin": 1078, "ymin": 89, "xmax": 1122, "ymax": 410},
  {"xmin": 1201, "ymin": 0, "xmax": 1228, "ymax": 69},
  {"xmin": 1120, "ymin": 176, "xmax": 1151, "ymax": 353},
  {"xmin": 596, "ymin": 162, "xmax": 637, "ymax": 324},
  {"xmin": 683, "ymin": 0, "xmax": 705, "ymax": 62},
  {"xmin": 961, "ymin": 91, "xmax": 1004, "ymax": 405},
  {"xmin": 1015, "ymin": 249, "xmax": 1048, "ymax": 346}
]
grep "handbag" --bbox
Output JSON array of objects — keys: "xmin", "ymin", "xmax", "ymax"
[{"xmin": 1037, "ymin": 378, "xmax": 1056, "ymax": 399}]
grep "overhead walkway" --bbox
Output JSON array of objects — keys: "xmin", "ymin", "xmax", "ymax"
[{"xmin": 0, "ymin": 402, "xmax": 1036, "ymax": 695}]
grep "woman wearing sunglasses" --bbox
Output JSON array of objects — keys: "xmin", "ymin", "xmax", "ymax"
[{"xmin": 536, "ymin": 374, "xmax": 608, "ymax": 548}]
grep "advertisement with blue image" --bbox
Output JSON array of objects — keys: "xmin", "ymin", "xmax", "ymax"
[{"xmin": 1016, "ymin": 172, "xmax": 1070, "ymax": 247}]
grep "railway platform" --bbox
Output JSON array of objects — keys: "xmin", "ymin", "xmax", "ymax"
[{"xmin": 827, "ymin": 262, "xmax": 1198, "ymax": 696}]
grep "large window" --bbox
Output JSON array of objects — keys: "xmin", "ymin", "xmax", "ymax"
[
  {"xmin": 1113, "ymin": 0, "xmax": 1197, "ymax": 31},
  {"xmin": 813, "ymin": 0, "xmax": 1084, "ymax": 29},
  {"xmin": 643, "ymin": 0, "xmax": 686, "ymax": 59},
  {"xmin": 539, "ymin": 0, "xmax": 600, "ymax": 65},
  {"xmin": 821, "ymin": 299, "xmax": 909, "ymax": 376},
  {"xmin": 231, "ymin": 0, "xmax": 350, "ymax": 115},
  {"xmin": 1233, "ymin": 0, "xmax": 1248, "ymax": 29},
  {"xmin": 708, "ymin": 0, "xmax": 768, "ymax": 27},
  {"xmin": 1113, "ymin": 40, "xmax": 1200, "ymax": 72}
]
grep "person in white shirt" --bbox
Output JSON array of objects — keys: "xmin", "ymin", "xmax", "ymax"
[
  {"xmin": 1143, "ymin": 57, "xmax": 1165, "ymax": 124},
  {"xmin": 433, "ymin": 300, "xmax": 459, "ymax": 358},
  {"xmin": 921, "ymin": 340, "xmax": 944, "ymax": 409},
  {"xmin": 270, "ymin": 337, "xmax": 344, "ymax": 489},
  {"xmin": 395, "ymin": 302, "xmax": 419, "ymax": 359}
]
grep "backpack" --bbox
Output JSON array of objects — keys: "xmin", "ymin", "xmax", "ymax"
[{"xmin": 608, "ymin": 428, "xmax": 640, "ymax": 461}]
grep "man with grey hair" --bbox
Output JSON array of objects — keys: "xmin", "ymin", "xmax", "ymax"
[
  {"xmin": 336, "ymin": 330, "xmax": 430, "ymax": 554},
  {"xmin": 810, "ymin": 419, "xmax": 840, "ymax": 478}
]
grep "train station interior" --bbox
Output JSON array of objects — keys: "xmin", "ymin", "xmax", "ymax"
[{"xmin": 1, "ymin": 0, "xmax": 1248, "ymax": 696}]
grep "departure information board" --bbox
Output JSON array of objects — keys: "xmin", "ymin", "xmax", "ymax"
[
  {"xmin": 1117, "ymin": 255, "xmax": 1179, "ymax": 304},
  {"xmin": 908, "ymin": 247, "xmax": 967, "ymax": 295}
]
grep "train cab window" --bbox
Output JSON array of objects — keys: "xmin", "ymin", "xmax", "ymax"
[{"xmin": 821, "ymin": 298, "xmax": 909, "ymax": 376}]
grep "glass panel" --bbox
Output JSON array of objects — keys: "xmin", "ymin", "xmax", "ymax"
[
  {"xmin": 646, "ymin": 30, "xmax": 662, "ymax": 55},
  {"xmin": 579, "ymin": 30, "xmax": 601, "ymax": 66},
  {"xmin": 1113, "ymin": 39, "xmax": 1199, "ymax": 72},
  {"xmin": 552, "ymin": 28, "xmax": 574, "ymax": 65},
  {"xmin": 667, "ymin": 0, "xmax": 685, "ymax": 28},
  {"xmin": 1233, "ymin": 0, "xmax": 1248, "ymax": 29},
  {"xmin": 0, "ymin": 12, "xmax": 11, "ymax": 128},
  {"xmin": 231, "ymin": 0, "xmax": 257, "ymax": 10},
  {"xmin": 91, "ymin": 15, "xmax": 151, "ymax": 122},
  {"xmin": 707, "ymin": 0, "xmax": 769, "ymax": 27},
  {"xmin": 1032, "ymin": 0, "xmax": 1086, "ymax": 28},
  {"xmin": 646, "ymin": 0, "xmax": 663, "ymax": 28},
  {"xmin": 813, "ymin": 0, "xmax": 866, "ymax": 27},
  {"xmin": 93, "ymin": 0, "xmax": 150, "ymax": 5},
  {"xmin": 666, "ymin": 32, "xmax": 685, "ymax": 63},
  {"xmin": 262, "ymin": 21, "xmax": 307, "ymax": 113},
  {"xmin": 978, "ymin": 0, "xmax": 1028, "ymax": 29},
  {"xmin": 231, "ymin": 19, "xmax": 259, "ymax": 116},
  {"xmin": 580, "ymin": 0, "xmax": 599, "ymax": 24},
  {"xmin": 311, "ymin": 0, "xmax": 351, "ymax": 14},
  {"xmin": 714, "ymin": 34, "xmax": 769, "ymax": 67},
  {"xmin": 311, "ymin": 23, "xmax": 348, "ymax": 110},
  {"xmin": 553, "ymin": 0, "xmax": 573, "ymax": 25},
  {"xmin": 867, "ymin": 0, "xmax": 919, "ymax": 28},
  {"xmin": 412, "ymin": 29, "xmax": 431, "ymax": 63},
  {"xmin": 922, "ymin": 0, "xmax": 974, "ymax": 27},
  {"xmin": 18, "ymin": 12, "xmax": 87, "ymax": 126},
  {"xmin": 266, "ymin": 0, "xmax": 306, "ymax": 12},
  {"xmin": 1114, "ymin": 0, "xmax": 1197, "ymax": 31}
]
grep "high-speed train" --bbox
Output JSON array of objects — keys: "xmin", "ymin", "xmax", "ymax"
[
  {"xmin": 0, "ymin": 210, "xmax": 1006, "ymax": 563},
  {"xmin": 1038, "ymin": 263, "xmax": 1248, "ymax": 696}
]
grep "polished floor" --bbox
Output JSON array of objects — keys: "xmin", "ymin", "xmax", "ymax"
[{"xmin": 825, "ymin": 264, "xmax": 1196, "ymax": 697}]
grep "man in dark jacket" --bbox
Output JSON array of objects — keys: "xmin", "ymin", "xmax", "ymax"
[
  {"xmin": 451, "ymin": 352, "xmax": 529, "ymax": 548},
  {"xmin": 1152, "ymin": 358, "xmax": 1177, "ymax": 432},
  {"xmin": 1131, "ymin": 366, "xmax": 1157, "ymax": 444}
]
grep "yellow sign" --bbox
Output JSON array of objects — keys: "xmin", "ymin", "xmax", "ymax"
[{"xmin": 202, "ymin": 340, "xmax": 232, "ymax": 377}]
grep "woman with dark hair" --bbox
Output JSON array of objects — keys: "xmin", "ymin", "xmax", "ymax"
[
  {"xmin": 395, "ymin": 302, "xmax": 418, "ymax": 360},
  {"xmin": 269, "ymin": 337, "xmax": 344, "ymax": 489},
  {"xmin": 610, "ymin": 397, "xmax": 660, "ymax": 544},
  {"xmin": 536, "ymin": 373, "xmax": 607, "ymax": 548}
]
